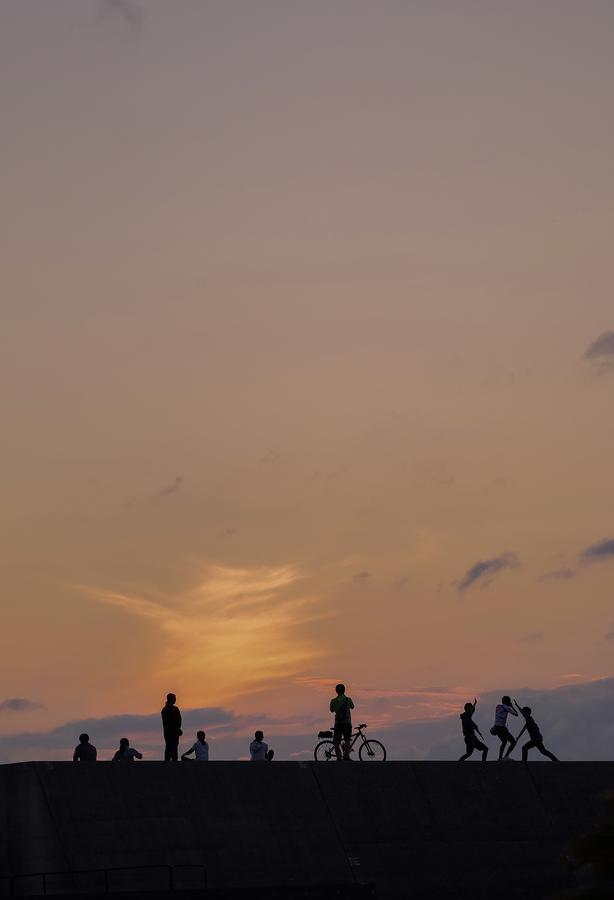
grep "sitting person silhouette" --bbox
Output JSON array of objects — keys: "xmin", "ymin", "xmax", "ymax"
[
  {"xmin": 490, "ymin": 695, "xmax": 518, "ymax": 759},
  {"xmin": 458, "ymin": 699, "xmax": 488, "ymax": 761},
  {"xmin": 513, "ymin": 699, "xmax": 558, "ymax": 762},
  {"xmin": 182, "ymin": 730, "xmax": 209, "ymax": 761},
  {"xmin": 73, "ymin": 733, "xmax": 97, "ymax": 762},
  {"xmin": 249, "ymin": 730, "xmax": 274, "ymax": 761},
  {"xmin": 112, "ymin": 738, "xmax": 143, "ymax": 761}
]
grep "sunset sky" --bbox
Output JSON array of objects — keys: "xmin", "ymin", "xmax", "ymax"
[{"xmin": 1, "ymin": 0, "xmax": 613, "ymax": 761}]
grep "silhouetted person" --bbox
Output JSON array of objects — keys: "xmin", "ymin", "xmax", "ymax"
[
  {"xmin": 73, "ymin": 733, "xmax": 97, "ymax": 762},
  {"xmin": 182, "ymin": 730, "xmax": 209, "ymax": 761},
  {"xmin": 458, "ymin": 699, "xmax": 488, "ymax": 761},
  {"xmin": 330, "ymin": 683, "xmax": 354, "ymax": 760},
  {"xmin": 161, "ymin": 692, "xmax": 182, "ymax": 761},
  {"xmin": 514, "ymin": 699, "xmax": 559, "ymax": 762},
  {"xmin": 250, "ymin": 730, "xmax": 274, "ymax": 761},
  {"xmin": 112, "ymin": 738, "xmax": 143, "ymax": 761},
  {"xmin": 490, "ymin": 695, "xmax": 518, "ymax": 759}
]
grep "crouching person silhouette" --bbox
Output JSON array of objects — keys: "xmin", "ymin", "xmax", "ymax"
[
  {"xmin": 514, "ymin": 699, "xmax": 559, "ymax": 761},
  {"xmin": 458, "ymin": 698, "xmax": 488, "ymax": 761}
]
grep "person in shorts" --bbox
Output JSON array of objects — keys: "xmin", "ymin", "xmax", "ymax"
[
  {"xmin": 182, "ymin": 730, "xmax": 209, "ymax": 761},
  {"xmin": 330, "ymin": 683, "xmax": 354, "ymax": 760},
  {"xmin": 513, "ymin": 699, "xmax": 558, "ymax": 762},
  {"xmin": 458, "ymin": 698, "xmax": 488, "ymax": 761},
  {"xmin": 490, "ymin": 695, "xmax": 519, "ymax": 759}
]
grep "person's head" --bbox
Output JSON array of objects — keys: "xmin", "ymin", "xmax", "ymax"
[
  {"xmin": 166, "ymin": 693, "xmax": 176, "ymax": 704},
  {"xmin": 335, "ymin": 683, "xmax": 345, "ymax": 696},
  {"xmin": 502, "ymin": 695, "xmax": 511, "ymax": 706},
  {"xmin": 119, "ymin": 737, "xmax": 129, "ymax": 749},
  {"xmin": 464, "ymin": 703, "xmax": 473, "ymax": 712},
  {"xmin": 254, "ymin": 730, "xmax": 264, "ymax": 742},
  {"xmin": 79, "ymin": 733, "xmax": 89, "ymax": 743},
  {"xmin": 522, "ymin": 706, "xmax": 532, "ymax": 716},
  {"xmin": 197, "ymin": 730, "xmax": 206, "ymax": 741}
]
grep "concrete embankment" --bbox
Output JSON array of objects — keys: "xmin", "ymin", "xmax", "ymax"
[{"xmin": 1, "ymin": 761, "xmax": 612, "ymax": 898}]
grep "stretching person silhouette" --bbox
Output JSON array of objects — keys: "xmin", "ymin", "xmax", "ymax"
[
  {"xmin": 458, "ymin": 698, "xmax": 488, "ymax": 761},
  {"xmin": 490, "ymin": 695, "xmax": 518, "ymax": 759},
  {"xmin": 513, "ymin": 699, "xmax": 559, "ymax": 761}
]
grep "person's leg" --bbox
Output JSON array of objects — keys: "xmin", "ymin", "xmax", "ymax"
[
  {"xmin": 342, "ymin": 724, "xmax": 352, "ymax": 759},
  {"xmin": 522, "ymin": 740, "xmax": 535, "ymax": 761},
  {"xmin": 333, "ymin": 724, "xmax": 342, "ymax": 760},
  {"xmin": 170, "ymin": 739, "xmax": 179, "ymax": 761},
  {"xmin": 498, "ymin": 736, "xmax": 506, "ymax": 760},
  {"xmin": 536, "ymin": 741, "xmax": 558, "ymax": 762},
  {"xmin": 503, "ymin": 729, "xmax": 517, "ymax": 758},
  {"xmin": 459, "ymin": 741, "xmax": 473, "ymax": 761},
  {"xmin": 474, "ymin": 739, "xmax": 488, "ymax": 761},
  {"xmin": 164, "ymin": 739, "xmax": 172, "ymax": 761}
]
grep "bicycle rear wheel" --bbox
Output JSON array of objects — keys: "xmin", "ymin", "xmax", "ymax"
[
  {"xmin": 314, "ymin": 740, "xmax": 338, "ymax": 761},
  {"xmin": 359, "ymin": 739, "xmax": 386, "ymax": 761}
]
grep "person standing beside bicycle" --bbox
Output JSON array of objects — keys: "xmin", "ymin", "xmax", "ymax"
[{"xmin": 330, "ymin": 683, "xmax": 355, "ymax": 760}]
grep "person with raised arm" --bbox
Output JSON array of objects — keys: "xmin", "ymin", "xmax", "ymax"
[
  {"xmin": 513, "ymin": 699, "xmax": 559, "ymax": 762},
  {"xmin": 490, "ymin": 695, "xmax": 519, "ymax": 760},
  {"xmin": 458, "ymin": 698, "xmax": 488, "ymax": 761}
]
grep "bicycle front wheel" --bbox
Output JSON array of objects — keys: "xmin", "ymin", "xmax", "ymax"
[
  {"xmin": 314, "ymin": 740, "xmax": 338, "ymax": 761},
  {"xmin": 359, "ymin": 739, "xmax": 386, "ymax": 761}
]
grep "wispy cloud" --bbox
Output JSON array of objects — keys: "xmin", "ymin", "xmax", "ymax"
[
  {"xmin": 0, "ymin": 698, "xmax": 43, "ymax": 713},
  {"xmin": 539, "ymin": 567, "xmax": 576, "ymax": 582},
  {"xmin": 519, "ymin": 631, "xmax": 545, "ymax": 643},
  {"xmin": 97, "ymin": 0, "xmax": 145, "ymax": 29},
  {"xmin": 580, "ymin": 537, "xmax": 614, "ymax": 565},
  {"xmin": 353, "ymin": 570, "xmax": 372, "ymax": 583},
  {"xmin": 457, "ymin": 552, "xmax": 519, "ymax": 593},
  {"xmin": 83, "ymin": 564, "xmax": 332, "ymax": 701},
  {"xmin": 157, "ymin": 475, "xmax": 183, "ymax": 498},
  {"xmin": 583, "ymin": 330, "xmax": 614, "ymax": 374}
]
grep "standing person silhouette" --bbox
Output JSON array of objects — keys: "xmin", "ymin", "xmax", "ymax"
[
  {"xmin": 73, "ymin": 733, "xmax": 97, "ymax": 762},
  {"xmin": 458, "ymin": 699, "xmax": 488, "ymax": 761},
  {"xmin": 490, "ymin": 695, "xmax": 518, "ymax": 760},
  {"xmin": 161, "ymin": 693, "xmax": 182, "ymax": 761},
  {"xmin": 330, "ymin": 683, "xmax": 354, "ymax": 761},
  {"xmin": 513, "ymin": 699, "xmax": 559, "ymax": 761}
]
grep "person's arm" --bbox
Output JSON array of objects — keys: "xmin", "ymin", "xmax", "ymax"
[
  {"xmin": 473, "ymin": 721, "xmax": 484, "ymax": 739},
  {"xmin": 73, "ymin": 747, "xmax": 79, "ymax": 762},
  {"xmin": 181, "ymin": 745, "xmax": 195, "ymax": 761},
  {"xmin": 513, "ymin": 700, "xmax": 527, "ymax": 719},
  {"xmin": 507, "ymin": 704, "xmax": 519, "ymax": 716},
  {"xmin": 330, "ymin": 699, "xmax": 335, "ymax": 713},
  {"xmin": 516, "ymin": 724, "xmax": 527, "ymax": 740},
  {"xmin": 134, "ymin": 750, "xmax": 143, "ymax": 760},
  {"xmin": 348, "ymin": 698, "xmax": 355, "ymax": 710}
]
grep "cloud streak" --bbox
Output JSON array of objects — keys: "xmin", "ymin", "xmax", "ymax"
[
  {"xmin": 0, "ymin": 698, "xmax": 43, "ymax": 713},
  {"xmin": 83, "ymin": 563, "xmax": 333, "ymax": 701},
  {"xmin": 457, "ymin": 552, "xmax": 519, "ymax": 593},
  {"xmin": 583, "ymin": 330, "xmax": 614, "ymax": 374}
]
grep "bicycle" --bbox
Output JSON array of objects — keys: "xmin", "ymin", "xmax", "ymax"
[{"xmin": 314, "ymin": 723, "xmax": 387, "ymax": 761}]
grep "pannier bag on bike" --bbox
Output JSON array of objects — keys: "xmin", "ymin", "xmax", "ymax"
[{"xmin": 318, "ymin": 730, "xmax": 333, "ymax": 739}]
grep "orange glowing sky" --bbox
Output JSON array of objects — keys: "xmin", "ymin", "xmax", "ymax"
[{"xmin": 1, "ymin": 0, "xmax": 613, "ymax": 757}]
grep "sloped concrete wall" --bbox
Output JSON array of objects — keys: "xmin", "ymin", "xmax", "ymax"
[{"xmin": 1, "ymin": 762, "xmax": 612, "ymax": 898}]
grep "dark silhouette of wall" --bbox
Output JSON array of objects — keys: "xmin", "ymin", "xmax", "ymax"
[{"xmin": 1, "ymin": 762, "xmax": 612, "ymax": 898}]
